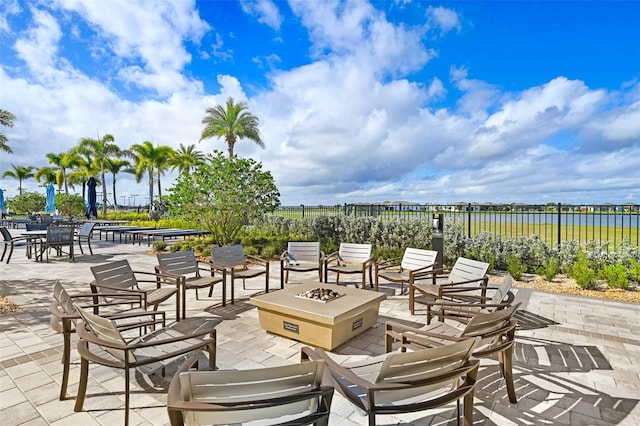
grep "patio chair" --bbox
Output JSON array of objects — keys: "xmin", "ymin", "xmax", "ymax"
[
  {"xmin": 74, "ymin": 307, "xmax": 217, "ymax": 426},
  {"xmin": 75, "ymin": 222, "xmax": 96, "ymax": 255},
  {"xmin": 90, "ymin": 259, "xmax": 180, "ymax": 320},
  {"xmin": 167, "ymin": 355, "xmax": 334, "ymax": 426},
  {"xmin": 40, "ymin": 222, "xmax": 75, "ymax": 262},
  {"xmin": 25, "ymin": 222, "xmax": 49, "ymax": 231},
  {"xmin": 323, "ymin": 243, "xmax": 373, "ymax": 289},
  {"xmin": 385, "ymin": 303, "xmax": 521, "ymax": 403},
  {"xmin": 49, "ymin": 281, "xmax": 162, "ymax": 400},
  {"xmin": 1, "ymin": 226, "xmax": 36, "ymax": 263},
  {"xmin": 210, "ymin": 245, "xmax": 269, "ymax": 304},
  {"xmin": 280, "ymin": 241, "xmax": 325, "ymax": 286},
  {"xmin": 409, "ymin": 257, "xmax": 490, "ymax": 314},
  {"xmin": 374, "ymin": 247, "xmax": 438, "ymax": 293},
  {"xmin": 301, "ymin": 337, "xmax": 480, "ymax": 426},
  {"xmin": 156, "ymin": 250, "xmax": 226, "ymax": 318},
  {"xmin": 425, "ymin": 274, "xmax": 515, "ymax": 325}
]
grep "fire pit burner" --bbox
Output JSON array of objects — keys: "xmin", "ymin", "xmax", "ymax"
[{"xmin": 295, "ymin": 287, "xmax": 344, "ymax": 303}]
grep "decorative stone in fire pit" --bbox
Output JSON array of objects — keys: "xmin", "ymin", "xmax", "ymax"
[{"xmin": 296, "ymin": 287, "xmax": 344, "ymax": 303}]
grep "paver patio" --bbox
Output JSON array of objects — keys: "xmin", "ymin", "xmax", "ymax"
[{"xmin": 1, "ymin": 230, "xmax": 639, "ymax": 425}]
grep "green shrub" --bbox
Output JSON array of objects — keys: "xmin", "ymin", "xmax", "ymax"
[
  {"xmin": 571, "ymin": 249, "xmax": 596, "ymax": 289},
  {"xmin": 507, "ymin": 255, "xmax": 527, "ymax": 280},
  {"xmin": 628, "ymin": 259, "xmax": 640, "ymax": 282},
  {"xmin": 152, "ymin": 241, "xmax": 167, "ymax": 252},
  {"xmin": 599, "ymin": 264, "xmax": 629, "ymax": 290},
  {"xmin": 535, "ymin": 257, "xmax": 560, "ymax": 281}
]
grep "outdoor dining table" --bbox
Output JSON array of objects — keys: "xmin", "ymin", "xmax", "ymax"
[{"xmin": 20, "ymin": 230, "xmax": 47, "ymax": 260}]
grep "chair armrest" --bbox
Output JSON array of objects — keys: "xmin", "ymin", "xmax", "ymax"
[
  {"xmin": 439, "ymin": 276, "xmax": 489, "ymax": 289},
  {"xmin": 246, "ymin": 254, "xmax": 268, "ymax": 266},
  {"xmin": 324, "ymin": 251, "xmax": 339, "ymax": 264},
  {"xmin": 301, "ymin": 347, "xmax": 373, "ymax": 389},
  {"xmin": 125, "ymin": 326, "xmax": 216, "ymax": 349},
  {"xmin": 375, "ymin": 257, "xmax": 402, "ymax": 271},
  {"xmin": 385, "ymin": 320, "xmax": 464, "ymax": 343},
  {"xmin": 280, "ymin": 250, "xmax": 289, "ymax": 261}
]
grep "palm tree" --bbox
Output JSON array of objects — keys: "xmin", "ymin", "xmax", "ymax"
[
  {"xmin": 0, "ymin": 109, "xmax": 16, "ymax": 154},
  {"xmin": 34, "ymin": 166, "xmax": 59, "ymax": 190},
  {"xmin": 45, "ymin": 151, "xmax": 75, "ymax": 194},
  {"xmin": 66, "ymin": 150, "xmax": 96, "ymax": 200},
  {"xmin": 200, "ymin": 96, "xmax": 264, "ymax": 157},
  {"xmin": 2, "ymin": 164, "xmax": 34, "ymax": 194},
  {"xmin": 76, "ymin": 134, "xmax": 121, "ymax": 218},
  {"xmin": 105, "ymin": 157, "xmax": 132, "ymax": 210},
  {"xmin": 170, "ymin": 143, "xmax": 206, "ymax": 174},
  {"xmin": 128, "ymin": 141, "xmax": 174, "ymax": 215}
]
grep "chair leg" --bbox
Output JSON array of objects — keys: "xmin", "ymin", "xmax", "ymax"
[
  {"xmin": 59, "ymin": 331, "xmax": 71, "ymax": 400},
  {"xmin": 124, "ymin": 368, "xmax": 130, "ymax": 426},
  {"xmin": 78, "ymin": 240, "xmax": 84, "ymax": 254},
  {"xmin": 501, "ymin": 347, "xmax": 517, "ymax": 403},
  {"xmin": 5, "ymin": 245, "xmax": 14, "ymax": 263},
  {"xmin": 1, "ymin": 244, "xmax": 7, "ymax": 261},
  {"xmin": 74, "ymin": 358, "xmax": 89, "ymax": 412},
  {"xmin": 87, "ymin": 238, "xmax": 93, "ymax": 255}
]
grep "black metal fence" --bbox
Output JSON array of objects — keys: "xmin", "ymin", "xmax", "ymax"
[{"xmin": 272, "ymin": 203, "xmax": 639, "ymax": 249}]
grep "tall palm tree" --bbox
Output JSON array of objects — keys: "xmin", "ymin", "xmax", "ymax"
[
  {"xmin": 45, "ymin": 151, "xmax": 75, "ymax": 194},
  {"xmin": 170, "ymin": 143, "xmax": 206, "ymax": 174},
  {"xmin": 2, "ymin": 164, "xmax": 34, "ymax": 194},
  {"xmin": 105, "ymin": 157, "xmax": 132, "ymax": 210},
  {"xmin": 200, "ymin": 96, "xmax": 264, "ymax": 157},
  {"xmin": 76, "ymin": 134, "xmax": 120, "ymax": 218},
  {"xmin": 0, "ymin": 109, "xmax": 16, "ymax": 154},
  {"xmin": 34, "ymin": 166, "xmax": 60, "ymax": 190},
  {"xmin": 66, "ymin": 150, "xmax": 96, "ymax": 200},
  {"xmin": 128, "ymin": 141, "xmax": 174, "ymax": 215}
]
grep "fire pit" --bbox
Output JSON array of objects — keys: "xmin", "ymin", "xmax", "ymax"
[{"xmin": 296, "ymin": 287, "xmax": 344, "ymax": 303}]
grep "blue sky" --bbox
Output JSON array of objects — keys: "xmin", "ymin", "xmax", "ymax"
[{"xmin": 1, "ymin": 0, "xmax": 639, "ymax": 206}]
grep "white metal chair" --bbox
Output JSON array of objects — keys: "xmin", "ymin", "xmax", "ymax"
[
  {"xmin": 374, "ymin": 247, "xmax": 438, "ymax": 293},
  {"xmin": 323, "ymin": 243, "xmax": 373, "ymax": 289},
  {"xmin": 280, "ymin": 241, "xmax": 325, "ymax": 286},
  {"xmin": 167, "ymin": 355, "xmax": 333, "ymax": 426}
]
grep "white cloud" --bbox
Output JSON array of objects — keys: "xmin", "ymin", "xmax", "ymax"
[
  {"xmin": 55, "ymin": 0, "xmax": 210, "ymax": 95},
  {"xmin": 240, "ymin": 0, "xmax": 283, "ymax": 30},
  {"xmin": 426, "ymin": 6, "xmax": 461, "ymax": 34},
  {"xmin": 1, "ymin": 0, "xmax": 638, "ymax": 206}
]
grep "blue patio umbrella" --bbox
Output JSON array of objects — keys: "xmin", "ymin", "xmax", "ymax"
[
  {"xmin": 86, "ymin": 177, "xmax": 98, "ymax": 219},
  {"xmin": 45, "ymin": 184, "xmax": 56, "ymax": 213},
  {"xmin": 0, "ymin": 188, "xmax": 6, "ymax": 217}
]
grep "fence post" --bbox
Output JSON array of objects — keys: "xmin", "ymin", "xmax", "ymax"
[
  {"xmin": 301, "ymin": 204, "xmax": 305, "ymax": 219},
  {"xmin": 467, "ymin": 203, "xmax": 472, "ymax": 238},
  {"xmin": 557, "ymin": 202, "xmax": 562, "ymax": 249}
]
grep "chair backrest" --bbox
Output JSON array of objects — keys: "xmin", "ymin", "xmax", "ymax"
[
  {"xmin": 174, "ymin": 360, "xmax": 326, "ymax": 425},
  {"xmin": 157, "ymin": 250, "xmax": 199, "ymax": 277},
  {"xmin": 489, "ymin": 274, "xmax": 513, "ymax": 304},
  {"xmin": 448, "ymin": 257, "xmax": 489, "ymax": 284},
  {"xmin": 400, "ymin": 248, "xmax": 438, "ymax": 271},
  {"xmin": 0, "ymin": 226, "xmax": 11, "ymax": 241},
  {"xmin": 91, "ymin": 259, "xmax": 138, "ymax": 291},
  {"xmin": 374, "ymin": 337, "xmax": 479, "ymax": 404},
  {"xmin": 75, "ymin": 306, "xmax": 134, "ymax": 363},
  {"xmin": 41, "ymin": 215, "xmax": 53, "ymax": 223},
  {"xmin": 210, "ymin": 245, "xmax": 247, "ymax": 269},
  {"xmin": 338, "ymin": 243, "xmax": 372, "ymax": 263},
  {"xmin": 287, "ymin": 241, "xmax": 321, "ymax": 263},
  {"xmin": 53, "ymin": 281, "xmax": 77, "ymax": 318},
  {"xmin": 461, "ymin": 303, "xmax": 520, "ymax": 353},
  {"xmin": 26, "ymin": 222, "xmax": 49, "ymax": 231},
  {"xmin": 46, "ymin": 224, "xmax": 74, "ymax": 244},
  {"xmin": 78, "ymin": 222, "xmax": 95, "ymax": 237}
]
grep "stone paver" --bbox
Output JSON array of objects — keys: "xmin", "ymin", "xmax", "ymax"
[{"xmin": 1, "ymin": 229, "xmax": 639, "ymax": 425}]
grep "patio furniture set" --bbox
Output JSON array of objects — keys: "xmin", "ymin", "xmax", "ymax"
[{"xmin": 45, "ymin": 238, "xmax": 519, "ymax": 425}]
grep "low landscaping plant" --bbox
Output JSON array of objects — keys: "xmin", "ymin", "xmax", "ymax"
[
  {"xmin": 570, "ymin": 249, "xmax": 596, "ymax": 289},
  {"xmin": 536, "ymin": 257, "xmax": 561, "ymax": 281},
  {"xmin": 507, "ymin": 255, "xmax": 527, "ymax": 280},
  {"xmin": 599, "ymin": 264, "xmax": 629, "ymax": 290}
]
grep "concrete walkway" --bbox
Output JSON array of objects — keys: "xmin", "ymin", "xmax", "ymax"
[{"xmin": 1, "ymin": 232, "xmax": 639, "ymax": 425}]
